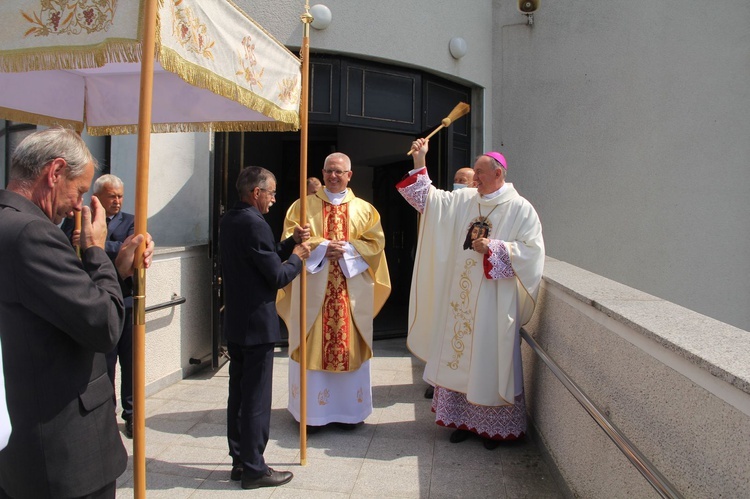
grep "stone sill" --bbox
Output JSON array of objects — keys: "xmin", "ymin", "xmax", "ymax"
[{"xmin": 542, "ymin": 257, "xmax": 750, "ymax": 396}]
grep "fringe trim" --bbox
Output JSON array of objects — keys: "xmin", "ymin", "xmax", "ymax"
[
  {"xmin": 85, "ymin": 120, "xmax": 296, "ymax": 136},
  {"xmin": 0, "ymin": 0, "xmax": 299, "ymax": 133},
  {"xmin": 157, "ymin": 46, "xmax": 300, "ymax": 129},
  {"xmin": 0, "ymin": 106, "xmax": 83, "ymax": 132},
  {"xmin": 0, "ymin": 40, "xmax": 142, "ymax": 72}
]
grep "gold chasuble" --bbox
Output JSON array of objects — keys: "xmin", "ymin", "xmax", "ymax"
[{"xmin": 278, "ymin": 189, "xmax": 390, "ymax": 373}]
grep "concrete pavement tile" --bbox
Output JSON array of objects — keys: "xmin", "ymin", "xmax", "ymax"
[
  {"xmin": 273, "ymin": 456, "xmax": 361, "ymax": 494},
  {"xmin": 301, "ymin": 431, "xmax": 374, "ymax": 459},
  {"xmin": 428, "ymin": 465, "xmax": 507, "ymax": 499},
  {"xmin": 146, "ymin": 399, "xmax": 223, "ymax": 422},
  {"xmin": 503, "ymin": 472, "xmax": 564, "ymax": 498},
  {"xmin": 351, "ymin": 461, "xmax": 431, "ymax": 497},
  {"xmin": 265, "ymin": 487, "xmax": 349, "ymax": 499},
  {"xmin": 177, "ymin": 422, "xmax": 227, "ymax": 449},
  {"xmin": 365, "ymin": 435, "xmax": 434, "ymax": 466},
  {"xmin": 146, "ymin": 444, "xmax": 227, "ymax": 479},
  {"xmin": 431, "ymin": 433, "xmax": 504, "ymax": 471},
  {"xmin": 372, "ymin": 418, "xmax": 435, "ymax": 441},
  {"xmin": 116, "ymin": 471, "xmax": 203, "ymax": 499}
]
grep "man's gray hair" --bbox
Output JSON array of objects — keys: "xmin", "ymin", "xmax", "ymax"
[
  {"xmin": 10, "ymin": 127, "xmax": 97, "ymax": 185},
  {"xmin": 323, "ymin": 152, "xmax": 352, "ymax": 170},
  {"xmin": 93, "ymin": 174, "xmax": 124, "ymax": 194},
  {"xmin": 236, "ymin": 166, "xmax": 275, "ymax": 200}
]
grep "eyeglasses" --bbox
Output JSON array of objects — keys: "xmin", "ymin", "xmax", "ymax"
[
  {"xmin": 259, "ymin": 188, "xmax": 276, "ymax": 196},
  {"xmin": 323, "ymin": 169, "xmax": 351, "ymax": 176}
]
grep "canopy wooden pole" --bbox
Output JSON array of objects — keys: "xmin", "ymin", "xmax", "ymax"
[
  {"xmin": 298, "ymin": 2, "xmax": 312, "ymax": 466},
  {"xmin": 73, "ymin": 211, "xmax": 81, "ymax": 258},
  {"xmin": 133, "ymin": 0, "xmax": 158, "ymax": 496}
]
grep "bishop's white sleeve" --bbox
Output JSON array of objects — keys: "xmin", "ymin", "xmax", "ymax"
[
  {"xmin": 484, "ymin": 239, "xmax": 516, "ymax": 279},
  {"xmin": 396, "ymin": 167, "xmax": 432, "ymax": 213}
]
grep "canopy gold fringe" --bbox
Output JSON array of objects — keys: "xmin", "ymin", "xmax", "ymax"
[
  {"xmin": 0, "ymin": 0, "xmax": 300, "ymax": 133},
  {"xmin": 86, "ymin": 119, "xmax": 295, "ymax": 137},
  {"xmin": 0, "ymin": 106, "xmax": 83, "ymax": 132},
  {"xmin": 0, "ymin": 40, "xmax": 142, "ymax": 73}
]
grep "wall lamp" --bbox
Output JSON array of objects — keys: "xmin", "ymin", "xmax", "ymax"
[
  {"xmin": 449, "ymin": 37, "xmax": 467, "ymax": 59},
  {"xmin": 310, "ymin": 4, "xmax": 332, "ymax": 30}
]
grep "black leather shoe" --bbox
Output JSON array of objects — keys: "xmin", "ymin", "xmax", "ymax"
[
  {"xmin": 449, "ymin": 429, "xmax": 472, "ymax": 443},
  {"xmin": 230, "ymin": 465, "xmax": 243, "ymax": 481},
  {"xmin": 334, "ymin": 422, "xmax": 360, "ymax": 431},
  {"xmin": 424, "ymin": 386, "xmax": 434, "ymax": 399},
  {"xmin": 241, "ymin": 468, "xmax": 293, "ymax": 489},
  {"xmin": 124, "ymin": 419, "xmax": 133, "ymax": 439},
  {"xmin": 483, "ymin": 438, "xmax": 501, "ymax": 450}
]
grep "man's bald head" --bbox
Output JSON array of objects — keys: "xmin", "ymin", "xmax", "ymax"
[{"xmin": 453, "ymin": 167, "xmax": 476, "ymax": 189}]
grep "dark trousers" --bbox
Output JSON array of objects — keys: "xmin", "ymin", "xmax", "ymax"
[
  {"xmin": 106, "ymin": 306, "xmax": 133, "ymax": 421},
  {"xmin": 226, "ymin": 342, "xmax": 275, "ymax": 478}
]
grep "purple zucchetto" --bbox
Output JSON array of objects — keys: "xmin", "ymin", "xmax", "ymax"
[{"xmin": 483, "ymin": 151, "xmax": 507, "ymax": 170}]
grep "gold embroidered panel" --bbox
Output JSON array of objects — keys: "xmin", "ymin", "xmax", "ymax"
[{"xmin": 0, "ymin": 0, "xmax": 300, "ymax": 134}]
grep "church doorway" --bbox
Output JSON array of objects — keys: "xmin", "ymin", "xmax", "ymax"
[{"xmin": 209, "ymin": 55, "xmax": 473, "ymax": 363}]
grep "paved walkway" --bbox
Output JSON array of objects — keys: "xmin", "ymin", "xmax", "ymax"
[{"xmin": 115, "ymin": 338, "xmax": 563, "ymax": 498}]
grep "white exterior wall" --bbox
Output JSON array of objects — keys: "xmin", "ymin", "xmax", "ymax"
[
  {"xmin": 494, "ymin": 1, "xmax": 750, "ymax": 331},
  {"xmin": 110, "ymin": 133, "xmax": 212, "ymax": 389},
  {"xmin": 111, "ymin": 133, "xmax": 211, "ymax": 247}
]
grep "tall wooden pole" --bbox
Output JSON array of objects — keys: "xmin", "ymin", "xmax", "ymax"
[
  {"xmin": 133, "ymin": 0, "xmax": 157, "ymax": 496},
  {"xmin": 298, "ymin": 2, "xmax": 312, "ymax": 466},
  {"xmin": 73, "ymin": 211, "xmax": 81, "ymax": 257}
]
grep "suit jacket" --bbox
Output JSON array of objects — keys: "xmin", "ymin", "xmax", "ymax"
[
  {"xmin": 103, "ymin": 211, "xmax": 135, "ymax": 260},
  {"xmin": 62, "ymin": 210, "xmax": 135, "ymax": 306},
  {"xmin": 220, "ymin": 202, "xmax": 302, "ymax": 346},
  {"xmin": 0, "ymin": 190, "xmax": 128, "ymax": 498}
]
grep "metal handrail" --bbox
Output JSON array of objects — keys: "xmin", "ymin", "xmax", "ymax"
[
  {"xmin": 144, "ymin": 295, "xmax": 186, "ymax": 313},
  {"xmin": 520, "ymin": 328, "xmax": 684, "ymax": 499}
]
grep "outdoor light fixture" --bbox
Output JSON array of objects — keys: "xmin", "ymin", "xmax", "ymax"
[
  {"xmin": 449, "ymin": 37, "xmax": 467, "ymax": 59},
  {"xmin": 310, "ymin": 4, "xmax": 332, "ymax": 30}
]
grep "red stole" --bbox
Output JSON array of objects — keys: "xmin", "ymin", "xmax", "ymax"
[{"xmin": 322, "ymin": 202, "xmax": 351, "ymax": 371}]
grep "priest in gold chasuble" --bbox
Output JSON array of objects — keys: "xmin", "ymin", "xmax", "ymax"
[
  {"xmin": 397, "ymin": 138, "xmax": 545, "ymax": 449},
  {"xmin": 277, "ymin": 153, "xmax": 390, "ymax": 428}
]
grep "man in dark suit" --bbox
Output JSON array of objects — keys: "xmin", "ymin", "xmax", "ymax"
[
  {"xmin": 0, "ymin": 127, "xmax": 153, "ymax": 498},
  {"xmin": 63, "ymin": 174, "xmax": 136, "ymax": 438},
  {"xmin": 220, "ymin": 166, "xmax": 310, "ymax": 490}
]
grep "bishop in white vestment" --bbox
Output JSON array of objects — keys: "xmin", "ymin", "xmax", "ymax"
[{"xmin": 397, "ymin": 138, "xmax": 544, "ymax": 448}]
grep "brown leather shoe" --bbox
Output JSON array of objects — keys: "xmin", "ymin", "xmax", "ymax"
[
  {"xmin": 241, "ymin": 468, "xmax": 293, "ymax": 489},
  {"xmin": 230, "ymin": 465, "xmax": 243, "ymax": 481}
]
